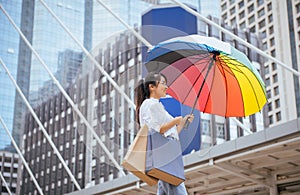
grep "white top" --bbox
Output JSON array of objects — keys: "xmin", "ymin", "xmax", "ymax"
[{"xmin": 139, "ymin": 98, "xmax": 179, "ymax": 140}]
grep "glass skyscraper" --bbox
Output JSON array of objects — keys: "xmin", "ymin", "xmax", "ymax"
[
  {"xmin": 92, "ymin": 0, "xmax": 154, "ymax": 48},
  {"xmin": 29, "ymin": 0, "xmax": 85, "ymax": 97},
  {"xmin": 0, "ymin": 0, "xmax": 22, "ymax": 150}
]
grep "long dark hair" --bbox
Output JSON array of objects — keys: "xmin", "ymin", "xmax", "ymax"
[{"xmin": 135, "ymin": 72, "xmax": 166, "ymax": 125}]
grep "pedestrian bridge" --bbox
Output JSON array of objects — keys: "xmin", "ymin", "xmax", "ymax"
[{"xmin": 68, "ymin": 118, "xmax": 300, "ymax": 195}]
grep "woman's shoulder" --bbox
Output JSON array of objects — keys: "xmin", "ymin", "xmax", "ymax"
[
  {"xmin": 142, "ymin": 98, "xmax": 159, "ymax": 105},
  {"xmin": 140, "ymin": 98, "xmax": 159, "ymax": 110}
]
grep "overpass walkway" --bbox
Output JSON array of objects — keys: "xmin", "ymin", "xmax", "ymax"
[{"xmin": 68, "ymin": 118, "xmax": 300, "ymax": 195}]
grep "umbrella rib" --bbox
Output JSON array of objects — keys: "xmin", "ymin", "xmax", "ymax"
[
  {"xmin": 223, "ymin": 57, "xmax": 264, "ymax": 112},
  {"xmin": 224, "ymin": 57, "xmax": 267, "ymax": 97},
  {"xmin": 180, "ymin": 56, "xmax": 212, "ymax": 106},
  {"xmin": 201, "ymin": 58, "xmax": 216, "ymax": 114},
  {"xmin": 216, "ymin": 58, "xmax": 230, "ymax": 117},
  {"xmin": 166, "ymin": 53, "xmax": 211, "ymax": 87}
]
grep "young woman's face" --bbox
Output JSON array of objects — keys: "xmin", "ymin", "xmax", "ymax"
[{"xmin": 150, "ymin": 76, "xmax": 168, "ymax": 99}]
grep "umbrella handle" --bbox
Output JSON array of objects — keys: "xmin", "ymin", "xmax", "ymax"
[
  {"xmin": 183, "ymin": 116, "xmax": 191, "ymax": 129},
  {"xmin": 183, "ymin": 120, "xmax": 190, "ymax": 129}
]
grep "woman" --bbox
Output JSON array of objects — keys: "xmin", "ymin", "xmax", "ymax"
[{"xmin": 135, "ymin": 72, "xmax": 194, "ymax": 195}]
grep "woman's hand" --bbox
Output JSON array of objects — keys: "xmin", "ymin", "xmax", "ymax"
[
  {"xmin": 177, "ymin": 114, "xmax": 194, "ymax": 132},
  {"xmin": 184, "ymin": 114, "xmax": 194, "ymax": 123}
]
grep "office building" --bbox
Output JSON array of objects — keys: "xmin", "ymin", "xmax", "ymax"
[
  {"xmin": 11, "ymin": 0, "xmax": 88, "ymax": 155},
  {"xmin": 21, "ymin": 30, "xmax": 140, "ymax": 194},
  {"xmin": 220, "ymin": 0, "xmax": 300, "ymax": 127},
  {"xmin": 92, "ymin": 0, "xmax": 153, "ymax": 48},
  {"xmin": 0, "ymin": 151, "xmax": 19, "ymax": 195},
  {"xmin": 0, "ymin": 0, "xmax": 22, "ymax": 150}
]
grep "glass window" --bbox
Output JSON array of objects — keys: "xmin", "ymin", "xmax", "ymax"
[
  {"xmin": 249, "ymin": 15, "xmax": 255, "ymax": 24},
  {"xmin": 231, "ymin": 18, "xmax": 236, "ymax": 25},
  {"xmin": 230, "ymin": 7, "xmax": 236, "ymax": 15},
  {"xmin": 248, "ymin": 4, "xmax": 254, "ymax": 13},
  {"xmin": 273, "ymin": 74, "xmax": 278, "ymax": 83},
  {"xmin": 239, "ymin": 11, "xmax": 245, "ymax": 19},
  {"xmin": 216, "ymin": 123, "xmax": 225, "ymax": 139},
  {"xmin": 275, "ymin": 99, "xmax": 280, "ymax": 108},
  {"xmin": 221, "ymin": 3, "xmax": 227, "ymax": 11},
  {"xmin": 258, "ymin": 8, "xmax": 265, "ymax": 18},
  {"xmin": 267, "ymin": 3, "xmax": 272, "ymax": 11},
  {"xmin": 271, "ymin": 49, "xmax": 276, "ymax": 57},
  {"xmin": 276, "ymin": 112, "xmax": 281, "ymax": 121},
  {"xmin": 240, "ymin": 22, "xmax": 246, "ymax": 29},
  {"xmin": 268, "ymin": 102, "xmax": 272, "ymax": 111},
  {"xmin": 269, "ymin": 26, "xmax": 274, "ymax": 34},
  {"xmin": 267, "ymin": 90, "xmax": 271, "ymax": 99},
  {"xmin": 274, "ymin": 86, "xmax": 279, "ymax": 96},
  {"xmin": 272, "ymin": 62, "xmax": 277, "ymax": 70},
  {"xmin": 265, "ymin": 77, "xmax": 270, "ymax": 87},
  {"xmin": 296, "ymin": 3, "xmax": 300, "ymax": 13},
  {"xmin": 201, "ymin": 119, "xmax": 210, "ymax": 136},
  {"xmin": 238, "ymin": 1, "xmax": 245, "ymax": 8},
  {"xmin": 269, "ymin": 115, "xmax": 273, "ymax": 124},
  {"xmin": 261, "ymin": 31, "xmax": 267, "ymax": 39},
  {"xmin": 257, "ymin": 0, "xmax": 264, "ymax": 6},
  {"xmin": 268, "ymin": 14, "xmax": 273, "ymax": 23},
  {"xmin": 259, "ymin": 19, "xmax": 266, "ymax": 28},
  {"xmin": 264, "ymin": 65, "xmax": 269, "ymax": 74},
  {"xmin": 270, "ymin": 37, "xmax": 275, "ymax": 46},
  {"xmin": 297, "ymin": 17, "xmax": 300, "ymax": 27}
]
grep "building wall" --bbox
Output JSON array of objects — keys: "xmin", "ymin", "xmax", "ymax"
[
  {"xmin": 0, "ymin": 151, "xmax": 18, "ymax": 195},
  {"xmin": 21, "ymin": 80, "xmax": 88, "ymax": 194}
]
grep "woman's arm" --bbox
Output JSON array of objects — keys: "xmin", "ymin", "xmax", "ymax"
[
  {"xmin": 159, "ymin": 114, "xmax": 194, "ymax": 134},
  {"xmin": 176, "ymin": 114, "xmax": 194, "ymax": 134},
  {"xmin": 159, "ymin": 116, "xmax": 182, "ymax": 134}
]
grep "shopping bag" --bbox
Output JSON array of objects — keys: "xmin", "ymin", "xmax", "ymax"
[
  {"xmin": 121, "ymin": 125, "xmax": 158, "ymax": 186},
  {"xmin": 146, "ymin": 129, "xmax": 185, "ymax": 186}
]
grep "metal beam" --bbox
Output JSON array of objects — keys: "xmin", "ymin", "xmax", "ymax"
[
  {"xmin": 207, "ymin": 185, "xmax": 267, "ymax": 195},
  {"xmin": 214, "ymin": 164, "xmax": 272, "ymax": 188},
  {"xmin": 188, "ymin": 178, "xmax": 250, "ymax": 193},
  {"xmin": 218, "ymin": 162, "xmax": 271, "ymax": 179},
  {"xmin": 214, "ymin": 136, "xmax": 300, "ymax": 164}
]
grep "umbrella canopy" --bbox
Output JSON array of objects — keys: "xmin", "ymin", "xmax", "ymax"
[{"xmin": 145, "ymin": 35, "xmax": 267, "ymax": 117}]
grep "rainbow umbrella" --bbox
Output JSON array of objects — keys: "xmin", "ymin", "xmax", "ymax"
[{"xmin": 145, "ymin": 35, "xmax": 267, "ymax": 117}]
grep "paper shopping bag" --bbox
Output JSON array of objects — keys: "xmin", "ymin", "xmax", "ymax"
[
  {"xmin": 122, "ymin": 125, "xmax": 158, "ymax": 186},
  {"xmin": 146, "ymin": 129, "xmax": 185, "ymax": 186}
]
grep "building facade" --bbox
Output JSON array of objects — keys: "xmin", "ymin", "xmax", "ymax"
[
  {"xmin": 220, "ymin": 0, "xmax": 300, "ymax": 127},
  {"xmin": 21, "ymin": 31, "xmax": 140, "ymax": 194},
  {"xmin": 92, "ymin": 0, "xmax": 153, "ymax": 48},
  {"xmin": 0, "ymin": 0, "xmax": 22, "ymax": 150},
  {"xmin": 12, "ymin": 0, "xmax": 88, "ymax": 152},
  {"xmin": 0, "ymin": 151, "xmax": 19, "ymax": 195}
]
